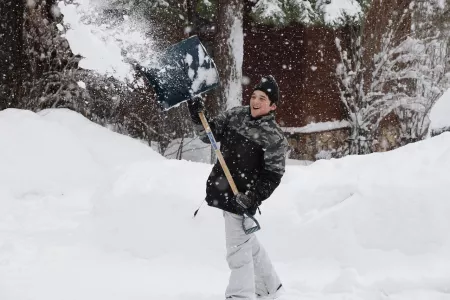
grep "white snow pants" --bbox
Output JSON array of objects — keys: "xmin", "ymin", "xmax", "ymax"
[{"xmin": 224, "ymin": 211, "xmax": 282, "ymax": 300}]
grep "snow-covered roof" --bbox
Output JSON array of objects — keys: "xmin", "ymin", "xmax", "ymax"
[
  {"xmin": 282, "ymin": 120, "xmax": 350, "ymax": 134},
  {"xmin": 430, "ymin": 88, "xmax": 450, "ymax": 131}
]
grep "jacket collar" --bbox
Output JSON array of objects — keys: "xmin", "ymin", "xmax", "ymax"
[{"xmin": 246, "ymin": 106, "xmax": 274, "ymax": 123}]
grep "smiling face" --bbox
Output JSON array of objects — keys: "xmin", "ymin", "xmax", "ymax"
[{"xmin": 250, "ymin": 90, "xmax": 277, "ymax": 118}]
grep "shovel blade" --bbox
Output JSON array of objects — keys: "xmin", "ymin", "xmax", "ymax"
[{"xmin": 141, "ymin": 35, "xmax": 220, "ymax": 110}]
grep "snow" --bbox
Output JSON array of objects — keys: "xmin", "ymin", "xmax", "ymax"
[
  {"xmin": 58, "ymin": 0, "xmax": 158, "ymax": 81},
  {"xmin": 318, "ymin": 0, "xmax": 362, "ymax": 26},
  {"xmin": 436, "ymin": 0, "xmax": 446, "ymax": 9},
  {"xmin": 283, "ymin": 120, "xmax": 351, "ymax": 134},
  {"xmin": 202, "ymin": 0, "xmax": 213, "ymax": 7},
  {"xmin": 430, "ymin": 88, "xmax": 450, "ymax": 131},
  {"xmin": 58, "ymin": 1, "xmax": 131, "ymax": 80},
  {"xmin": 2, "ymin": 108, "xmax": 450, "ymax": 299},
  {"xmin": 77, "ymin": 81, "xmax": 86, "ymax": 89},
  {"xmin": 186, "ymin": 44, "xmax": 220, "ymax": 95}
]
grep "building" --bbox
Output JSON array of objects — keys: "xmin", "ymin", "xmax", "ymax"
[{"xmin": 241, "ymin": 1, "xmax": 408, "ymax": 160}]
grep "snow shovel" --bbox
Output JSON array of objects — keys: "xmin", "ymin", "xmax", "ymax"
[
  {"xmin": 198, "ymin": 112, "xmax": 261, "ymax": 235},
  {"xmin": 139, "ymin": 35, "xmax": 260, "ymax": 234}
]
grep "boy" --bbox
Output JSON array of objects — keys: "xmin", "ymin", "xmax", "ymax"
[{"xmin": 188, "ymin": 75, "xmax": 288, "ymax": 300}]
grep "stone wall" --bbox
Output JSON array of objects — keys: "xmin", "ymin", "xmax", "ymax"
[
  {"xmin": 286, "ymin": 128, "xmax": 350, "ymax": 161},
  {"xmin": 373, "ymin": 112, "xmax": 402, "ymax": 152},
  {"xmin": 286, "ymin": 112, "xmax": 404, "ymax": 161}
]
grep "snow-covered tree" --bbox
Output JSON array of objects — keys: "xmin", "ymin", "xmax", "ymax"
[
  {"xmin": 395, "ymin": 0, "xmax": 450, "ymax": 144},
  {"xmin": 315, "ymin": 0, "xmax": 363, "ymax": 26},
  {"xmin": 251, "ymin": 0, "xmax": 318, "ymax": 26},
  {"xmin": 335, "ymin": 1, "xmax": 415, "ymax": 154},
  {"xmin": 395, "ymin": 39, "xmax": 449, "ymax": 144},
  {"xmin": 21, "ymin": 0, "xmax": 88, "ymax": 111},
  {"xmin": 250, "ymin": 0, "xmax": 367, "ymax": 27},
  {"xmin": 336, "ymin": 0, "xmax": 450, "ymax": 154}
]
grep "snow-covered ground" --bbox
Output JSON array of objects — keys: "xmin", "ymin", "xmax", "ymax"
[{"xmin": 1, "ymin": 108, "xmax": 450, "ymax": 300}]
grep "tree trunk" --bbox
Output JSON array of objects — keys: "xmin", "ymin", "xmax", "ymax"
[
  {"xmin": 0, "ymin": 0, "xmax": 25, "ymax": 109},
  {"xmin": 348, "ymin": 126, "xmax": 373, "ymax": 155},
  {"xmin": 186, "ymin": 0, "xmax": 197, "ymax": 35},
  {"xmin": 213, "ymin": 0, "xmax": 244, "ymax": 113}
]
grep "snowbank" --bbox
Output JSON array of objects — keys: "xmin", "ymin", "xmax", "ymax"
[
  {"xmin": 38, "ymin": 109, "xmax": 162, "ymax": 167},
  {"xmin": 0, "ymin": 109, "xmax": 100, "ymax": 196},
  {"xmin": 1, "ymin": 108, "xmax": 450, "ymax": 300},
  {"xmin": 430, "ymin": 88, "xmax": 450, "ymax": 134}
]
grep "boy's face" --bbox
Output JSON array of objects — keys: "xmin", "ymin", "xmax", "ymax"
[{"xmin": 250, "ymin": 90, "xmax": 277, "ymax": 118}]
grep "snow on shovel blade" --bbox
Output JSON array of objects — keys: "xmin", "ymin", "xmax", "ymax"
[{"xmin": 141, "ymin": 35, "xmax": 220, "ymax": 110}]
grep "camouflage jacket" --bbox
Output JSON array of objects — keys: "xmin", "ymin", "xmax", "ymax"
[{"xmin": 190, "ymin": 105, "xmax": 288, "ymax": 215}]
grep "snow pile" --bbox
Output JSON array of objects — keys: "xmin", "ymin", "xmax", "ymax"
[
  {"xmin": 1, "ymin": 108, "xmax": 450, "ymax": 299},
  {"xmin": 430, "ymin": 88, "xmax": 450, "ymax": 134},
  {"xmin": 0, "ymin": 110, "xmax": 101, "ymax": 198}
]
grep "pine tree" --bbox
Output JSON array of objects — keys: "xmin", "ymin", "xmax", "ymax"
[{"xmin": 250, "ymin": 0, "xmax": 318, "ymax": 26}]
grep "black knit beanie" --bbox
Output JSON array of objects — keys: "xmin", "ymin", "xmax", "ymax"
[{"xmin": 253, "ymin": 75, "xmax": 279, "ymax": 104}]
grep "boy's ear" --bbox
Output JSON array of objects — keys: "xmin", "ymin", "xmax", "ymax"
[{"xmin": 270, "ymin": 103, "xmax": 277, "ymax": 111}]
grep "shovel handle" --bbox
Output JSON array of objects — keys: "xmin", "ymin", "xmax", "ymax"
[
  {"xmin": 197, "ymin": 111, "xmax": 261, "ymax": 235},
  {"xmin": 198, "ymin": 111, "xmax": 238, "ymax": 195}
]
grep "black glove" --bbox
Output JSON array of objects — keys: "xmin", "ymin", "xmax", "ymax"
[
  {"xmin": 234, "ymin": 193, "xmax": 256, "ymax": 215},
  {"xmin": 187, "ymin": 96, "xmax": 205, "ymax": 124},
  {"xmin": 188, "ymin": 96, "xmax": 205, "ymax": 112}
]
